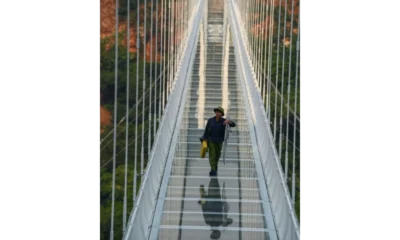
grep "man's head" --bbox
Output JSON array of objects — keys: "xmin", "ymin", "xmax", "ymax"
[{"xmin": 213, "ymin": 106, "xmax": 225, "ymax": 117}]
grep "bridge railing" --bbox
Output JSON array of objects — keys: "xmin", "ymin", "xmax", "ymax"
[
  {"xmin": 227, "ymin": 0, "xmax": 300, "ymax": 239},
  {"xmin": 123, "ymin": 0, "xmax": 205, "ymax": 239}
]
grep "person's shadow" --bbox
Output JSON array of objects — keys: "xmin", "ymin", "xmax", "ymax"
[{"xmin": 198, "ymin": 177, "xmax": 233, "ymax": 239}]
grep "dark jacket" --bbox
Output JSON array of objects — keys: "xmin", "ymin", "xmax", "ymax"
[{"xmin": 202, "ymin": 117, "xmax": 236, "ymax": 143}]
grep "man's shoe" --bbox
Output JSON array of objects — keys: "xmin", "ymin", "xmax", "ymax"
[{"xmin": 209, "ymin": 170, "xmax": 217, "ymax": 176}]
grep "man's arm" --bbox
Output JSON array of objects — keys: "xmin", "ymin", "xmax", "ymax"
[{"xmin": 223, "ymin": 119, "xmax": 236, "ymax": 127}]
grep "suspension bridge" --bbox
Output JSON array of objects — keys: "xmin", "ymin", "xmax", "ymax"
[{"xmin": 100, "ymin": 0, "xmax": 300, "ymax": 239}]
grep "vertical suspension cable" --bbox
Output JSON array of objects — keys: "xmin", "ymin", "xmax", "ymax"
[
  {"xmin": 262, "ymin": 0, "xmax": 270, "ymax": 105},
  {"xmin": 184, "ymin": 0, "xmax": 187, "ymax": 45},
  {"xmin": 239, "ymin": 0, "xmax": 242, "ymax": 30},
  {"xmin": 253, "ymin": 0, "xmax": 258, "ymax": 87},
  {"xmin": 110, "ymin": 0, "xmax": 119, "ymax": 239},
  {"xmin": 261, "ymin": 0, "xmax": 267, "ymax": 95},
  {"xmin": 185, "ymin": 0, "xmax": 188, "ymax": 40},
  {"xmin": 250, "ymin": 0, "xmax": 255, "ymax": 63},
  {"xmin": 255, "ymin": 0, "xmax": 259, "ymax": 84},
  {"xmin": 186, "ymin": 0, "xmax": 189, "ymax": 40},
  {"xmin": 184, "ymin": 0, "xmax": 187, "ymax": 49},
  {"xmin": 169, "ymin": 0, "xmax": 172, "ymax": 94},
  {"xmin": 183, "ymin": 1, "xmax": 186, "ymax": 54},
  {"xmin": 257, "ymin": 0, "xmax": 266, "ymax": 90},
  {"xmin": 133, "ymin": 0, "xmax": 140, "ymax": 205},
  {"xmin": 182, "ymin": 0, "xmax": 184, "ymax": 56},
  {"xmin": 278, "ymin": 0, "xmax": 288, "ymax": 162},
  {"xmin": 245, "ymin": 1, "xmax": 249, "ymax": 50},
  {"xmin": 172, "ymin": 0, "xmax": 175, "ymax": 90},
  {"xmin": 178, "ymin": 0, "xmax": 185, "ymax": 64},
  {"xmin": 174, "ymin": 0, "xmax": 178, "ymax": 83},
  {"xmin": 255, "ymin": 0, "xmax": 260, "ymax": 68},
  {"xmin": 247, "ymin": 0, "xmax": 250, "ymax": 50},
  {"xmin": 165, "ymin": 0, "xmax": 169, "ymax": 103},
  {"xmin": 174, "ymin": 0, "xmax": 178, "ymax": 87},
  {"xmin": 258, "ymin": 0, "xmax": 263, "ymax": 94},
  {"xmin": 167, "ymin": 0, "xmax": 172, "ymax": 101},
  {"xmin": 245, "ymin": 0, "xmax": 250, "ymax": 58},
  {"xmin": 222, "ymin": 0, "xmax": 227, "ymax": 64},
  {"xmin": 242, "ymin": 0, "xmax": 246, "ymax": 35},
  {"xmin": 190, "ymin": 0, "xmax": 192, "ymax": 46},
  {"xmin": 122, "ymin": 0, "xmax": 130, "ymax": 233},
  {"xmin": 257, "ymin": 0, "xmax": 263, "ymax": 91},
  {"xmin": 178, "ymin": 0, "xmax": 180, "ymax": 83},
  {"xmin": 170, "ymin": 0, "xmax": 175, "ymax": 95},
  {"xmin": 273, "ymin": 0, "xmax": 283, "ymax": 140},
  {"xmin": 266, "ymin": 0, "xmax": 275, "ymax": 120},
  {"xmin": 284, "ymin": 0, "xmax": 295, "ymax": 182},
  {"xmin": 222, "ymin": 1, "xmax": 229, "ymax": 114},
  {"xmin": 165, "ymin": 0, "xmax": 169, "ymax": 109},
  {"xmin": 179, "ymin": 0, "xmax": 183, "ymax": 60},
  {"xmin": 141, "ymin": 0, "xmax": 147, "ymax": 175},
  {"xmin": 158, "ymin": 0, "xmax": 167, "ymax": 113},
  {"xmin": 161, "ymin": 0, "xmax": 165, "ymax": 115},
  {"xmin": 181, "ymin": 0, "xmax": 184, "ymax": 66},
  {"xmin": 154, "ymin": 0, "xmax": 159, "ymax": 137},
  {"xmin": 96, "ymin": 0, "xmax": 101, "ymax": 236},
  {"xmin": 167, "ymin": 0, "xmax": 171, "ymax": 99},
  {"xmin": 148, "ymin": 0, "xmax": 153, "ymax": 161},
  {"xmin": 258, "ymin": 0, "xmax": 263, "ymax": 99},
  {"xmin": 253, "ymin": 0, "xmax": 258, "ymax": 69},
  {"xmin": 248, "ymin": 0, "xmax": 252, "ymax": 75},
  {"xmin": 265, "ymin": 0, "xmax": 274, "ymax": 106},
  {"xmin": 183, "ymin": 1, "xmax": 190, "ymax": 45},
  {"xmin": 260, "ymin": 0, "xmax": 266, "ymax": 91},
  {"xmin": 264, "ymin": 0, "xmax": 271, "ymax": 103},
  {"xmin": 173, "ymin": 0, "xmax": 178, "ymax": 87},
  {"xmin": 204, "ymin": 0, "xmax": 207, "ymax": 63},
  {"xmin": 171, "ymin": 0, "xmax": 174, "ymax": 94},
  {"xmin": 248, "ymin": 0, "xmax": 253, "ymax": 61},
  {"xmin": 292, "ymin": 17, "xmax": 299, "ymax": 208},
  {"xmin": 253, "ymin": 0, "xmax": 257, "ymax": 85}
]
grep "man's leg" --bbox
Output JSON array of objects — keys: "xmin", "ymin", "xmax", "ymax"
[
  {"xmin": 215, "ymin": 142, "xmax": 223, "ymax": 170},
  {"xmin": 208, "ymin": 141, "xmax": 218, "ymax": 171}
]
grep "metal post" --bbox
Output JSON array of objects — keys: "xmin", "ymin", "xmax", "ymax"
[
  {"xmin": 96, "ymin": 0, "xmax": 100, "ymax": 240},
  {"xmin": 299, "ymin": 0, "xmax": 304, "ymax": 229},
  {"xmin": 110, "ymin": 0, "xmax": 119, "ymax": 238}
]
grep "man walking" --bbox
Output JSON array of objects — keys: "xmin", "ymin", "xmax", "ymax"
[{"xmin": 201, "ymin": 106, "xmax": 236, "ymax": 176}]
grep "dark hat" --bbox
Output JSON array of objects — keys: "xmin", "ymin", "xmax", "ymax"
[{"xmin": 213, "ymin": 106, "xmax": 225, "ymax": 116}]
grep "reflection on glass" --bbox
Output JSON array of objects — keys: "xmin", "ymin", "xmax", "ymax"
[{"xmin": 198, "ymin": 177, "xmax": 233, "ymax": 239}]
